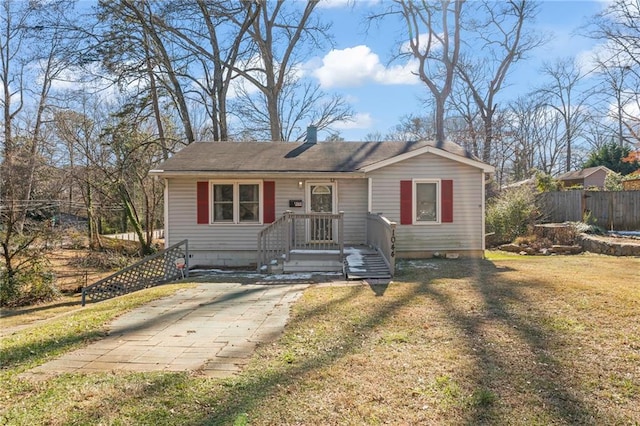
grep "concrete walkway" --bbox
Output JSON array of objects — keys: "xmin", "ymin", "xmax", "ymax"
[{"xmin": 26, "ymin": 283, "xmax": 309, "ymax": 379}]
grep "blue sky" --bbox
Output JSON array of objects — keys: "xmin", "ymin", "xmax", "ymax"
[{"xmin": 306, "ymin": 0, "xmax": 608, "ymax": 141}]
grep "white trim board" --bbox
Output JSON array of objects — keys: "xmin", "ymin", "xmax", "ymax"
[{"xmin": 360, "ymin": 145, "xmax": 494, "ymax": 173}]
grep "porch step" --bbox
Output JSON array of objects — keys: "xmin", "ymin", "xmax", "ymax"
[
  {"xmin": 283, "ymin": 251, "xmax": 343, "ymax": 273},
  {"xmin": 345, "ymin": 247, "xmax": 391, "ymax": 280}
]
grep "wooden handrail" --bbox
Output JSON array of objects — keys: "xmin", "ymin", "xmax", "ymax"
[
  {"xmin": 257, "ymin": 212, "xmax": 345, "ymax": 271},
  {"xmin": 366, "ymin": 213, "xmax": 396, "ymax": 276}
]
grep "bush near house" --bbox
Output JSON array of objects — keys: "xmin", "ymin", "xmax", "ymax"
[{"xmin": 486, "ymin": 185, "xmax": 540, "ymax": 245}]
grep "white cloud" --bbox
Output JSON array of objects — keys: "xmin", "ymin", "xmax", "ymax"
[
  {"xmin": 312, "ymin": 45, "xmax": 419, "ymax": 88},
  {"xmin": 576, "ymin": 38, "xmax": 640, "ymax": 78},
  {"xmin": 316, "ymin": 0, "xmax": 380, "ymax": 8},
  {"xmin": 332, "ymin": 112, "xmax": 373, "ymax": 130},
  {"xmin": 317, "ymin": 0, "xmax": 351, "ymax": 8}
]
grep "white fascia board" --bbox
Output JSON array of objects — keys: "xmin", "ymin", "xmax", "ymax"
[
  {"xmin": 147, "ymin": 170, "xmax": 366, "ymax": 179},
  {"xmin": 360, "ymin": 146, "xmax": 495, "ymax": 173}
]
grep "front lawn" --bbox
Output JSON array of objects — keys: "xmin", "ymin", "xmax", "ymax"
[{"xmin": 1, "ymin": 253, "xmax": 639, "ymax": 425}]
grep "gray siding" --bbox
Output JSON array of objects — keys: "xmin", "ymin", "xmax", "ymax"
[
  {"xmin": 165, "ymin": 152, "xmax": 485, "ymax": 264},
  {"xmin": 166, "ymin": 177, "xmax": 367, "ymax": 265},
  {"xmin": 337, "ymin": 179, "xmax": 367, "ymax": 244},
  {"xmin": 368, "ymin": 152, "xmax": 484, "ymax": 252},
  {"xmin": 584, "ymin": 170, "xmax": 607, "ymax": 188}
]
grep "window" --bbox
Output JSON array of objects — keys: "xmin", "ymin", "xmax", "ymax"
[
  {"xmin": 238, "ymin": 184, "xmax": 259, "ymax": 222},
  {"xmin": 400, "ymin": 179, "xmax": 453, "ymax": 225},
  {"xmin": 414, "ymin": 180, "xmax": 440, "ymax": 223},
  {"xmin": 211, "ymin": 181, "xmax": 262, "ymax": 224},
  {"xmin": 213, "ymin": 184, "xmax": 234, "ymax": 222}
]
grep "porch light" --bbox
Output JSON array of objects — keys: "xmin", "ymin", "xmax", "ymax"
[{"xmin": 298, "ymin": 181, "xmax": 304, "ymax": 189}]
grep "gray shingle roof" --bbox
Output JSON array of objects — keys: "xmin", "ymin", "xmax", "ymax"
[
  {"xmin": 557, "ymin": 166, "xmax": 612, "ymax": 180},
  {"xmin": 154, "ymin": 140, "xmax": 477, "ymax": 174}
]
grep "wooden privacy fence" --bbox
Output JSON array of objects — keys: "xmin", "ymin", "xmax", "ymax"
[
  {"xmin": 538, "ymin": 191, "xmax": 640, "ymax": 230},
  {"xmin": 81, "ymin": 239, "xmax": 188, "ymax": 305}
]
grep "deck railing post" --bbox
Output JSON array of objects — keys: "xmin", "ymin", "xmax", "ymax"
[
  {"xmin": 338, "ymin": 211, "xmax": 344, "ymax": 260},
  {"xmin": 257, "ymin": 230, "xmax": 263, "ymax": 271},
  {"xmin": 389, "ymin": 221, "xmax": 396, "ymax": 277},
  {"xmin": 185, "ymin": 240, "xmax": 190, "ymax": 278},
  {"xmin": 285, "ymin": 211, "xmax": 292, "ymax": 261}
]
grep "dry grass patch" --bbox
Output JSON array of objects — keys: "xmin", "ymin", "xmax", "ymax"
[
  {"xmin": 223, "ymin": 253, "xmax": 640, "ymax": 425},
  {"xmin": 1, "ymin": 253, "xmax": 638, "ymax": 425}
]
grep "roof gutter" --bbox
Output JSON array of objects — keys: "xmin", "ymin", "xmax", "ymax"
[{"xmin": 148, "ymin": 170, "xmax": 367, "ymax": 179}]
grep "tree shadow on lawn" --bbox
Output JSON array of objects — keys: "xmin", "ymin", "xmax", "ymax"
[
  {"xmin": 0, "ymin": 299, "xmax": 80, "ymax": 319},
  {"xmin": 195, "ymin": 258, "xmax": 605, "ymax": 425},
  {"xmin": 418, "ymin": 258, "xmax": 599, "ymax": 425},
  {"xmin": 5, "ymin": 260, "xmax": 617, "ymax": 424}
]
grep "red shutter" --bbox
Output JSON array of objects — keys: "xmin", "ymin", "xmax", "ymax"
[
  {"xmin": 400, "ymin": 180, "xmax": 413, "ymax": 225},
  {"xmin": 441, "ymin": 179, "xmax": 453, "ymax": 223},
  {"xmin": 263, "ymin": 181, "xmax": 276, "ymax": 223},
  {"xmin": 196, "ymin": 181, "xmax": 209, "ymax": 224}
]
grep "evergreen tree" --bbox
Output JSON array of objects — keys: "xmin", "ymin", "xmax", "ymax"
[{"xmin": 584, "ymin": 142, "xmax": 639, "ymax": 175}]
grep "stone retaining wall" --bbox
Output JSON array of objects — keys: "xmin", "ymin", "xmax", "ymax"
[{"xmin": 578, "ymin": 234, "xmax": 640, "ymax": 256}]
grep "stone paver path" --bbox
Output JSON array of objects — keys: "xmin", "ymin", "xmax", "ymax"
[{"xmin": 26, "ymin": 283, "xmax": 308, "ymax": 379}]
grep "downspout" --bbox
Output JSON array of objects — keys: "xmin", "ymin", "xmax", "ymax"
[
  {"xmin": 482, "ymin": 171, "xmax": 487, "ymax": 255},
  {"xmin": 164, "ymin": 178, "xmax": 169, "ymax": 249}
]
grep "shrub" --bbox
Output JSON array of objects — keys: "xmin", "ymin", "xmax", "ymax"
[
  {"xmin": 0, "ymin": 260, "xmax": 59, "ymax": 307},
  {"xmin": 534, "ymin": 170, "xmax": 562, "ymax": 192},
  {"xmin": 486, "ymin": 185, "xmax": 540, "ymax": 245},
  {"xmin": 72, "ymin": 250, "xmax": 132, "ymax": 271},
  {"xmin": 604, "ymin": 171, "xmax": 623, "ymax": 191}
]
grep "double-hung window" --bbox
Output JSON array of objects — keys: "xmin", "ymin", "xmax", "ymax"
[
  {"xmin": 414, "ymin": 180, "xmax": 440, "ymax": 224},
  {"xmin": 400, "ymin": 179, "xmax": 453, "ymax": 225},
  {"xmin": 211, "ymin": 181, "xmax": 262, "ymax": 224}
]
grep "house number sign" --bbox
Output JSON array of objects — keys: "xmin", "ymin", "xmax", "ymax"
[{"xmin": 390, "ymin": 229, "xmax": 396, "ymax": 258}]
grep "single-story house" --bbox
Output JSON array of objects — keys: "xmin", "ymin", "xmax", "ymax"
[
  {"xmin": 150, "ymin": 134, "xmax": 494, "ymax": 274},
  {"xmin": 557, "ymin": 166, "xmax": 613, "ymax": 189}
]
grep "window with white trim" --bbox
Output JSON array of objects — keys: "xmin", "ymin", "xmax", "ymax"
[
  {"xmin": 211, "ymin": 181, "xmax": 262, "ymax": 224},
  {"xmin": 414, "ymin": 180, "xmax": 440, "ymax": 223}
]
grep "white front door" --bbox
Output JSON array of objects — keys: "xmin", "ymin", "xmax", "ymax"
[{"xmin": 307, "ymin": 183, "xmax": 336, "ymax": 242}]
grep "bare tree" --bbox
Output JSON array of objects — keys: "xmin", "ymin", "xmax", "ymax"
[
  {"xmin": 390, "ymin": 0, "xmax": 464, "ymax": 145},
  {"xmin": 589, "ymin": 0, "xmax": 640, "ymax": 72},
  {"xmin": 53, "ymin": 102, "xmax": 110, "ymax": 249},
  {"xmin": 385, "ymin": 113, "xmax": 435, "ymax": 141},
  {"xmin": 233, "ymin": 0, "xmax": 351, "ymax": 141},
  {"xmin": 140, "ymin": 0, "xmax": 260, "ymax": 142},
  {"xmin": 536, "ymin": 58, "xmax": 591, "ymax": 173},
  {"xmin": 586, "ymin": 0, "xmax": 640, "ymax": 147},
  {"xmin": 454, "ymin": 0, "xmax": 542, "ymax": 163},
  {"xmin": 507, "ymin": 94, "xmax": 567, "ymax": 177},
  {"xmin": 97, "ymin": 0, "xmax": 196, "ymax": 144},
  {"xmin": 0, "ymin": 0, "xmax": 75, "ymax": 303},
  {"xmin": 231, "ymin": 72, "xmax": 352, "ymax": 141}
]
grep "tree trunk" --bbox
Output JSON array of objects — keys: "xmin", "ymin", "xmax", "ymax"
[{"xmin": 483, "ymin": 111, "xmax": 493, "ymax": 163}]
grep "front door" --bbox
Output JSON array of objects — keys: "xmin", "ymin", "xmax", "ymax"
[{"xmin": 307, "ymin": 183, "xmax": 335, "ymax": 242}]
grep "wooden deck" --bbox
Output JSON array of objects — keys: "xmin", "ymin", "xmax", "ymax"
[{"xmin": 344, "ymin": 246, "xmax": 391, "ymax": 280}]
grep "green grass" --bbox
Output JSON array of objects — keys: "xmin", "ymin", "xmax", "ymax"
[{"xmin": 1, "ymin": 254, "xmax": 639, "ymax": 425}]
